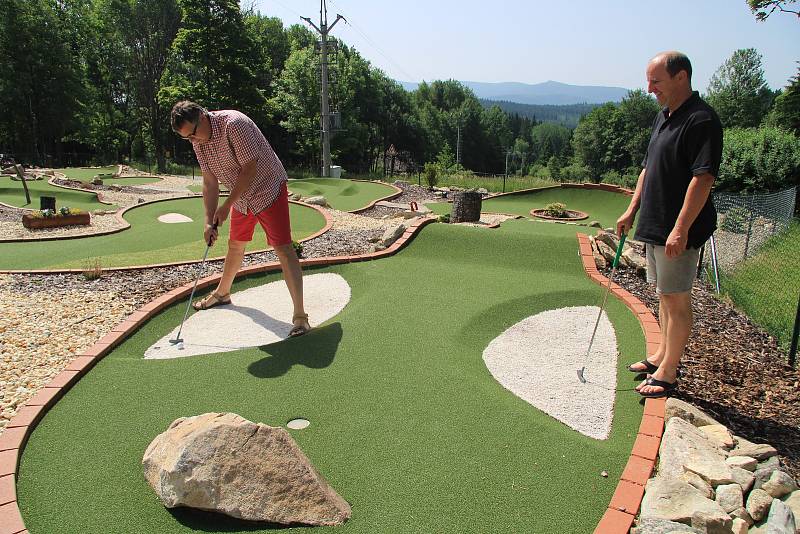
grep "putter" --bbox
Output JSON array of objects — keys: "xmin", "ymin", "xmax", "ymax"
[
  {"xmin": 169, "ymin": 223, "xmax": 218, "ymax": 347},
  {"xmin": 577, "ymin": 232, "xmax": 627, "ymax": 383}
]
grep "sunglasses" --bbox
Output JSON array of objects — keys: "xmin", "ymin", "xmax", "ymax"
[{"xmin": 176, "ymin": 118, "xmax": 200, "ymax": 140}]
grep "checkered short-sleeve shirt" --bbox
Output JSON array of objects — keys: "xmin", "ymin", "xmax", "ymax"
[{"xmin": 192, "ymin": 110, "xmax": 288, "ymax": 214}]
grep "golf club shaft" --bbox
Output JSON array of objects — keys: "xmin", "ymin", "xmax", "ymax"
[
  {"xmin": 580, "ymin": 233, "xmax": 627, "ymax": 374},
  {"xmin": 172, "ymin": 224, "xmax": 217, "ymax": 342}
]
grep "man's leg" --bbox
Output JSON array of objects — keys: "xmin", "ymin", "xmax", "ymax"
[
  {"xmin": 274, "ymin": 243, "xmax": 309, "ymax": 330},
  {"xmin": 214, "ymin": 240, "xmax": 247, "ymax": 295},
  {"xmin": 638, "ymin": 291, "xmax": 691, "ymax": 395}
]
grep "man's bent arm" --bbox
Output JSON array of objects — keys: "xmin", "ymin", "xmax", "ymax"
[{"xmin": 665, "ymin": 173, "xmax": 715, "ymax": 256}]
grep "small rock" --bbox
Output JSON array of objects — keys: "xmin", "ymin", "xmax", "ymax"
[
  {"xmin": 715, "ymin": 483, "xmax": 743, "ymax": 513},
  {"xmin": 763, "ymin": 471, "xmax": 798, "ymax": 499},
  {"xmin": 726, "ymin": 456, "xmax": 758, "ymax": 471},
  {"xmin": 730, "ymin": 440, "xmax": 778, "ymax": 461},
  {"xmin": 681, "ymin": 471, "xmax": 715, "ymax": 499},
  {"xmin": 631, "ymin": 517, "xmax": 703, "ymax": 533},
  {"xmin": 747, "ymin": 488, "xmax": 774, "ymax": 522},
  {"xmin": 730, "ymin": 506, "xmax": 754, "ymax": 526},
  {"xmin": 665, "ymin": 398, "xmax": 722, "ymax": 427},
  {"xmin": 690, "ymin": 509, "xmax": 734, "ymax": 534},
  {"xmin": 730, "ymin": 466, "xmax": 756, "ymax": 494},
  {"xmin": 730, "ymin": 517, "xmax": 748, "ymax": 534},
  {"xmin": 601, "ymin": 470, "xmax": 608, "ymax": 478},
  {"xmin": 589, "ymin": 220, "xmax": 603, "ymax": 228},
  {"xmin": 699, "ymin": 425, "xmax": 735, "ymax": 449},
  {"xmin": 764, "ymin": 498, "xmax": 796, "ymax": 534}
]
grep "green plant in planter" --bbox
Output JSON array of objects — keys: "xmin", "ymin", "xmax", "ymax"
[
  {"xmin": 424, "ymin": 163, "xmax": 438, "ymax": 190},
  {"xmin": 543, "ymin": 202, "xmax": 568, "ymax": 217}
]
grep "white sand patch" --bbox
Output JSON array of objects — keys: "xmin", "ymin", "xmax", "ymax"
[
  {"xmin": 157, "ymin": 213, "xmax": 194, "ymax": 223},
  {"xmin": 482, "ymin": 306, "xmax": 617, "ymax": 440},
  {"xmin": 144, "ymin": 273, "xmax": 350, "ymax": 359}
]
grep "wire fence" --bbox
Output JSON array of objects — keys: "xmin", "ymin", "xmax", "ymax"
[{"xmin": 701, "ymin": 186, "xmax": 799, "ymax": 365}]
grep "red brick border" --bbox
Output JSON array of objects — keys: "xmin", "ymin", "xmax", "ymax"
[
  {"xmin": 577, "ymin": 233, "xmax": 664, "ymax": 534},
  {"xmin": 0, "ymin": 215, "xmax": 438, "ymax": 533}
]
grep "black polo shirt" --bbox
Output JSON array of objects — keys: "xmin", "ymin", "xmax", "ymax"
[{"xmin": 635, "ymin": 91, "xmax": 723, "ymax": 249}]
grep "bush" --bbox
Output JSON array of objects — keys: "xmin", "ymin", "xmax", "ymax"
[
  {"xmin": 601, "ymin": 170, "xmax": 638, "ymax": 189},
  {"xmin": 424, "ymin": 163, "xmax": 438, "ymax": 189},
  {"xmin": 559, "ymin": 162, "xmax": 592, "ymax": 183},
  {"xmin": 718, "ymin": 127, "xmax": 800, "ymax": 193},
  {"xmin": 291, "ymin": 240, "xmax": 304, "ymax": 258},
  {"xmin": 720, "ymin": 206, "xmax": 751, "ymax": 234}
]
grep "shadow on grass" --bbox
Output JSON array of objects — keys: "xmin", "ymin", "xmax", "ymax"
[
  {"xmin": 248, "ymin": 322, "xmax": 342, "ymax": 378},
  {"xmin": 169, "ymin": 506, "xmax": 292, "ymax": 531}
]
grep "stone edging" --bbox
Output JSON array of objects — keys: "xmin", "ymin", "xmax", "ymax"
[
  {"xmin": 0, "ymin": 215, "xmax": 438, "ymax": 534},
  {"xmin": 575, "ymin": 232, "xmax": 666, "ymax": 534},
  {"xmin": 0, "ymin": 201, "xmax": 333, "ymax": 274}
]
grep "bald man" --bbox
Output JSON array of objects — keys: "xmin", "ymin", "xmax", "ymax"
[{"xmin": 616, "ymin": 52, "xmax": 723, "ymax": 398}]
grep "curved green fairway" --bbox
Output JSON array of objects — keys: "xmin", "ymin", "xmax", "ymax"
[
  {"xmin": 427, "ymin": 187, "xmax": 635, "ymax": 230},
  {"xmin": 17, "ymin": 220, "xmax": 646, "ymax": 533},
  {"xmin": 53, "ymin": 166, "xmax": 118, "ymax": 181},
  {"xmin": 0, "ymin": 198, "xmax": 326, "ymax": 270},
  {"xmin": 99, "ymin": 176, "xmax": 162, "ymax": 187},
  {"xmin": 0, "ymin": 176, "xmax": 117, "ymax": 211},
  {"xmin": 286, "ymin": 178, "xmax": 398, "ymax": 212}
]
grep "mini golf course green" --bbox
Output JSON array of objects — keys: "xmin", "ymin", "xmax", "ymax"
[
  {"xmin": 16, "ymin": 218, "xmax": 646, "ymax": 533},
  {"xmin": 0, "ymin": 176, "xmax": 117, "ymax": 211},
  {"xmin": 286, "ymin": 178, "xmax": 399, "ymax": 212},
  {"xmin": 427, "ymin": 186, "xmax": 634, "ymax": 230},
  {"xmin": 0, "ymin": 197, "xmax": 327, "ymax": 270},
  {"xmin": 53, "ymin": 166, "xmax": 118, "ymax": 181}
]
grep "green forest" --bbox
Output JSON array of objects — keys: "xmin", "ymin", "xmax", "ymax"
[{"xmin": 0, "ymin": 0, "xmax": 798, "ymax": 192}]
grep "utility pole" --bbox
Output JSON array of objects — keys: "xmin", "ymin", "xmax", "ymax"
[
  {"xmin": 302, "ymin": 0, "xmax": 345, "ymax": 177},
  {"xmin": 456, "ymin": 126, "xmax": 462, "ymax": 165},
  {"xmin": 504, "ymin": 149, "xmax": 512, "ymax": 193}
]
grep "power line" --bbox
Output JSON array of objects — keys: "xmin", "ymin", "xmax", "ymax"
[{"xmin": 325, "ymin": 0, "xmax": 419, "ymax": 82}]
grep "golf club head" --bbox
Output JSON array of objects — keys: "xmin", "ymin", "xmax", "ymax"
[
  {"xmin": 169, "ymin": 338, "xmax": 184, "ymax": 345},
  {"xmin": 577, "ymin": 367, "xmax": 587, "ymax": 383}
]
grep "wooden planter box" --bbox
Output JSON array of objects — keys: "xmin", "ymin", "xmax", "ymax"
[{"xmin": 22, "ymin": 212, "xmax": 90, "ymax": 229}]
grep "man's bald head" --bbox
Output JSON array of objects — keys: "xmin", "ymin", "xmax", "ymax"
[{"xmin": 650, "ymin": 51, "xmax": 692, "ymax": 86}]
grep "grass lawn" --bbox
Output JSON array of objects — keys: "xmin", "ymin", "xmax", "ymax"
[
  {"xmin": 0, "ymin": 198, "xmax": 326, "ymax": 270},
  {"xmin": 0, "ymin": 176, "xmax": 117, "ymax": 211},
  {"xmin": 286, "ymin": 178, "xmax": 399, "ymax": 212},
  {"xmin": 427, "ymin": 187, "xmax": 634, "ymax": 230},
  {"xmin": 17, "ymin": 219, "xmax": 646, "ymax": 533},
  {"xmin": 721, "ymin": 220, "xmax": 800, "ymax": 351}
]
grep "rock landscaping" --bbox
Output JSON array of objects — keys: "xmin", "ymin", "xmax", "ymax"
[{"xmin": 633, "ymin": 398, "xmax": 798, "ymax": 534}]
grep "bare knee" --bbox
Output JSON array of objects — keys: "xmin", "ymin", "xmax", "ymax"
[
  {"xmin": 228, "ymin": 240, "xmax": 247, "ymax": 254},
  {"xmin": 660, "ymin": 292, "xmax": 691, "ymax": 317},
  {"xmin": 273, "ymin": 243, "xmax": 296, "ymax": 260}
]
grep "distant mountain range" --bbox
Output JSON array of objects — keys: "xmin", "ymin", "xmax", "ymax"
[{"xmin": 398, "ymin": 80, "xmax": 631, "ymax": 105}]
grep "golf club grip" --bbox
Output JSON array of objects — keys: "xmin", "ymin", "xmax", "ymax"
[
  {"xmin": 612, "ymin": 233, "xmax": 627, "ymax": 268},
  {"xmin": 207, "ymin": 222, "xmax": 218, "ymax": 246}
]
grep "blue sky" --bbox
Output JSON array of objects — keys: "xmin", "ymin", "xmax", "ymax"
[{"xmin": 254, "ymin": 0, "xmax": 799, "ymax": 93}]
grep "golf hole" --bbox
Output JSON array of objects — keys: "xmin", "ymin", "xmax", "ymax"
[{"xmin": 287, "ymin": 418, "xmax": 310, "ymax": 430}]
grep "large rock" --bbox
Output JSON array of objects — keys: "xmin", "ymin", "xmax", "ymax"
[
  {"xmin": 681, "ymin": 471, "xmax": 714, "ymax": 499},
  {"xmin": 380, "ymin": 224, "xmax": 405, "ymax": 247},
  {"xmin": 763, "ymin": 471, "xmax": 799, "ymax": 499},
  {"xmin": 730, "ymin": 506, "xmax": 755, "ymax": 526},
  {"xmin": 765, "ymin": 498, "xmax": 796, "ymax": 534},
  {"xmin": 659, "ymin": 417, "xmax": 733, "ymax": 486},
  {"xmin": 731, "ymin": 517, "xmax": 749, "ymax": 534},
  {"xmin": 142, "ymin": 413, "xmax": 351, "ymax": 526},
  {"xmin": 304, "ymin": 195, "xmax": 329, "ymax": 207},
  {"xmin": 757, "ymin": 465, "xmax": 789, "ymax": 491},
  {"xmin": 729, "ymin": 437, "xmax": 779, "ymax": 461},
  {"xmin": 747, "ymin": 488, "xmax": 775, "ymax": 522},
  {"xmin": 632, "ymin": 517, "xmax": 703, "ymax": 533},
  {"xmin": 665, "ymin": 398, "xmax": 722, "ymax": 427},
  {"xmin": 699, "ymin": 425, "xmax": 735, "ymax": 450},
  {"xmin": 784, "ymin": 490, "xmax": 800, "ymax": 531},
  {"xmin": 641, "ymin": 477, "xmax": 729, "ymax": 525},
  {"xmin": 690, "ymin": 509, "xmax": 734, "ymax": 534}
]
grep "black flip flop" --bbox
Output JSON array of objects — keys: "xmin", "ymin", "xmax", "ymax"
[
  {"xmin": 627, "ymin": 359, "xmax": 659, "ymax": 374},
  {"xmin": 638, "ymin": 377, "xmax": 678, "ymax": 398}
]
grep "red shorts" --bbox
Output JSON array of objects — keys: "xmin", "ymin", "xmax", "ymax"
[{"xmin": 229, "ymin": 183, "xmax": 292, "ymax": 246}]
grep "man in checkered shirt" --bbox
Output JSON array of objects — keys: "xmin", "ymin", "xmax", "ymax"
[{"xmin": 171, "ymin": 100, "xmax": 310, "ymax": 337}]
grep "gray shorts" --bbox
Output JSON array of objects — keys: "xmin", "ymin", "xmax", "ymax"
[{"xmin": 645, "ymin": 244, "xmax": 701, "ymax": 294}]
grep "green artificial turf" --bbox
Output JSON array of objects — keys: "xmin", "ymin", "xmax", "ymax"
[
  {"xmin": 17, "ymin": 220, "xmax": 646, "ymax": 533},
  {"xmin": 0, "ymin": 176, "xmax": 117, "ymax": 211},
  {"xmin": 427, "ymin": 187, "xmax": 635, "ymax": 230},
  {"xmin": 53, "ymin": 166, "xmax": 118, "ymax": 181},
  {"xmin": 720, "ymin": 220, "xmax": 800, "ymax": 350},
  {"xmin": 286, "ymin": 178, "xmax": 398, "ymax": 212},
  {"xmin": 0, "ymin": 198, "xmax": 326, "ymax": 270},
  {"xmin": 99, "ymin": 176, "xmax": 162, "ymax": 187}
]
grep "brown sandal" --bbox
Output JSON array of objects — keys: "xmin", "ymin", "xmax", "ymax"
[
  {"xmin": 288, "ymin": 313, "xmax": 311, "ymax": 337},
  {"xmin": 192, "ymin": 292, "xmax": 231, "ymax": 311}
]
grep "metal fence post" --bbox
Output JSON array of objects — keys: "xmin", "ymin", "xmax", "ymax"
[{"xmin": 790, "ymin": 292, "xmax": 800, "ymax": 368}]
